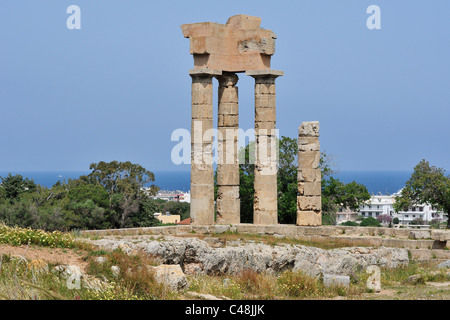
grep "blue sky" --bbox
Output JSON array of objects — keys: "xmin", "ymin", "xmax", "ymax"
[{"xmin": 0, "ymin": 0, "xmax": 449, "ymax": 173}]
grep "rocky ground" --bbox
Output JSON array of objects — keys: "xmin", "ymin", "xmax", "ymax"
[
  {"xmin": 2, "ymin": 233, "xmax": 449, "ymax": 300},
  {"xmin": 86, "ymin": 235, "xmax": 410, "ymax": 277}
]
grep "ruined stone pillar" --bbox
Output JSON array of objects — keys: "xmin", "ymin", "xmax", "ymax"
[
  {"xmin": 297, "ymin": 121, "xmax": 322, "ymax": 226},
  {"xmin": 189, "ymin": 69, "xmax": 221, "ymax": 225},
  {"xmin": 216, "ymin": 72, "xmax": 240, "ymax": 224},
  {"xmin": 247, "ymin": 70, "xmax": 283, "ymax": 225}
]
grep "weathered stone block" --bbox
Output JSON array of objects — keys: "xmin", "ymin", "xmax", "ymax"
[
  {"xmin": 297, "ymin": 210, "xmax": 321, "ymax": 226},
  {"xmin": 255, "ymin": 83, "xmax": 276, "ymax": 95},
  {"xmin": 218, "ymin": 103, "xmax": 239, "ymax": 115},
  {"xmin": 299, "ymin": 150, "xmax": 320, "ymax": 169},
  {"xmin": 255, "ymin": 121, "xmax": 276, "ymax": 130},
  {"xmin": 190, "ymin": 198, "xmax": 214, "ymax": 225},
  {"xmin": 192, "ymin": 104, "xmax": 213, "ymax": 119},
  {"xmin": 298, "ymin": 181, "xmax": 322, "ymax": 196},
  {"xmin": 191, "ymin": 185, "xmax": 214, "ymax": 199},
  {"xmin": 218, "ymin": 114, "xmax": 239, "ymax": 127},
  {"xmin": 298, "ymin": 168, "xmax": 321, "ymax": 182},
  {"xmin": 298, "ymin": 196, "xmax": 321, "ymax": 211},
  {"xmin": 299, "ymin": 142, "xmax": 320, "ymax": 152},
  {"xmin": 192, "ymin": 89, "xmax": 213, "ymax": 105},
  {"xmin": 299, "ymin": 121, "xmax": 320, "ymax": 137},
  {"xmin": 255, "ymin": 195, "xmax": 278, "ymax": 211},
  {"xmin": 216, "ymin": 198, "xmax": 240, "ymax": 213},
  {"xmin": 409, "ymin": 230, "xmax": 431, "ymax": 240},
  {"xmin": 217, "ymin": 169, "xmax": 239, "ymax": 186},
  {"xmin": 431, "ymin": 230, "xmax": 450, "ymax": 241},
  {"xmin": 254, "ymin": 209, "xmax": 278, "ymax": 225},
  {"xmin": 255, "ymin": 107, "xmax": 276, "ymax": 122},
  {"xmin": 323, "ymin": 274, "xmax": 350, "ymax": 288}
]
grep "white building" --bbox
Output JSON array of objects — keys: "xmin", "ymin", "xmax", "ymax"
[{"xmin": 358, "ymin": 191, "xmax": 446, "ymax": 226}]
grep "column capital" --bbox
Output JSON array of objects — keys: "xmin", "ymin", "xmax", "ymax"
[
  {"xmin": 189, "ymin": 68, "xmax": 222, "ymax": 78},
  {"xmin": 245, "ymin": 69, "xmax": 284, "ymax": 79},
  {"xmin": 216, "ymin": 72, "xmax": 239, "ymax": 87}
]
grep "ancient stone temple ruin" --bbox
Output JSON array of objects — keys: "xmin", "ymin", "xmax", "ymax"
[{"xmin": 181, "ymin": 15, "xmax": 321, "ymax": 226}]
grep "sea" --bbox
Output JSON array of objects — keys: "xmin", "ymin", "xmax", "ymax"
[{"xmin": 0, "ymin": 170, "xmax": 412, "ymax": 195}]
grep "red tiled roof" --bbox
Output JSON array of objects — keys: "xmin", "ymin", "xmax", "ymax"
[{"xmin": 177, "ymin": 217, "xmax": 191, "ymax": 225}]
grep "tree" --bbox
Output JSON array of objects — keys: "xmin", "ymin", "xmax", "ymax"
[
  {"xmin": 277, "ymin": 136, "xmax": 298, "ymax": 224},
  {"xmin": 238, "ymin": 141, "xmax": 255, "ymax": 223},
  {"xmin": 377, "ymin": 214, "xmax": 392, "ymax": 225},
  {"xmin": 322, "ymin": 177, "xmax": 370, "ymax": 225},
  {"xmin": 0, "ymin": 173, "xmax": 36, "ymax": 202},
  {"xmin": 394, "ymin": 159, "xmax": 450, "ymax": 229},
  {"xmin": 88, "ymin": 161, "xmax": 157, "ymax": 199}
]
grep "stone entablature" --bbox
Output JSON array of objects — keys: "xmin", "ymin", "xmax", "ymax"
[{"xmin": 181, "ymin": 15, "xmax": 276, "ymax": 72}]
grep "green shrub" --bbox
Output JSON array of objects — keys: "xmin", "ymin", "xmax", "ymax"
[
  {"xmin": 360, "ymin": 217, "xmax": 381, "ymax": 227},
  {"xmin": 340, "ymin": 221, "xmax": 359, "ymax": 226}
]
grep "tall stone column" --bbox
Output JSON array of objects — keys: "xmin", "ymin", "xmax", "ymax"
[
  {"xmin": 247, "ymin": 70, "xmax": 283, "ymax": 225},
  {"xmin": 297, "ymin": 121, "xmax": 322, "ymax": 226},
  {"xmin": 189, "ymin": 69, "xmax": 221, "ymax": 225},
  {"xmin": 216, "ymin": 72, "xmax": 240, "ymax": 224}
]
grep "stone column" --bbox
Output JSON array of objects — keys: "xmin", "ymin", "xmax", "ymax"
[
  {"xmin": 297, "ymin": 121, "xmax": 322, "ymax": 226},
  {"xmin": 216, "ymin": 72, "xmax": 240, "ymax": 224},
  {"xmin": 247, "ymin": 70, "xmax": 283, "ymax": 225},
  {"xmin": 189, "ymin": 69, "xmax": 221, "ymax": 225}
]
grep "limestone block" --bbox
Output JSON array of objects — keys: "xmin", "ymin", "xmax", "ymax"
[
  {"xmin": 299, "ymin": 150, "xmax": 320, "ymax": 169},
  {"xmin": 190, "ymin": 169, "xmax": 214, "ymax": 185},
  {"xmin": 217, "ymin": 169, "xmax": 239, "ymax": 186},
  {"xmin": 298, "ymin": 168, "xmax": 321, "ymax": 182},
  {"xmin": 182, "ymin": 15, "xmax": 277, "ymax": 72},
  {"xmin": 299, "ymin": 121, "xmax": 320, "ymax": 137},
  {"xmin": 298, "ymin": 181, "xmax": 322, "ymax": 196},
  {"xmin": 431, "ymin": 230, "xmax": 450, "ymax": 241},
  {"xmin": 297, "ymin": 196, "xmax": 321, "ymax": 211},
  {"xmin": 254, "ymin": 172, "xmax": 277, "ymax": 185},
  {"xmin": 255, "ymin": 83, "xmax": 276, "ymax": 95},
  {"xmin": 192, "ymin": 88, "xmax": 213, "ymax": 105},
  {"xmin": 190, "ymin": 198, "xmax": 215, "ymax": 225},
  {"xmin": 255, "ymin": 121, "xmax": 276, "ymax": 130},
  {"xmin": 299, "ymin": 141, "xmax": 320, "ymax": 152},
  {"xmin": 255, "ymin": 107, "xmax": 276, "ymax": 122},
  {"xmin": 218, "ymin": 114, "xmax": 239, "ymax": 127},
  {"xmin": 191, "ymin": 185, "xmax": 214, "ymax": 199},
  {"xmin": 218, "ymin": 103, "xmax": 239, "ymax": 115},
  {"xmin": 216, "ymin": 198, "xmax": 240, "ymax": 213},
  {"xmin": 255, "ymin": 95, "xmax": 270, "ymax": 108},
  {"xmin": 217, "ymin": 186, "xmax": 240, "ymax": 199},
  {"xmin": 192, "ymin": 104, "xmax": 213, "ymax": 120},
  {"xmin": 218, "ymin": 89, "xmax": 239, "ymax": 103},
  {"xmin": 297, "ymin": 210, "xmax": 322, "ymax": 226},
  {"xmin": 323, "ymin": 274, "xmax": 350, "ymax": 288},
  {"xmin": 409, "ymin": 230, "xmax": 431, "ymax": 240},
  {"xmin": 152, "ymin": 265, "xmax": 188, "ymax": 291},
  {"xmin": 255, "ymin": 195, "xmax": 278, "ymax": 211},
  {"xmin": 254, "ymin": 210, "xmax": 278, "ymax": 225},
  {"xmin": 191, "ymin": 143, "xmax": 214, "ymax": 165}
]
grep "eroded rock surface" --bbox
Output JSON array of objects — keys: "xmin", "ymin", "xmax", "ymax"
[{"xmin": 88, "ymin": 236, "xmax": 409, "ymax": 277}]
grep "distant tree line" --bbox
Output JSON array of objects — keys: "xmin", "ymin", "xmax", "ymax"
[{"xmin": 0, "ymin": 161, "xmax": 189, "ymax": 231}]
